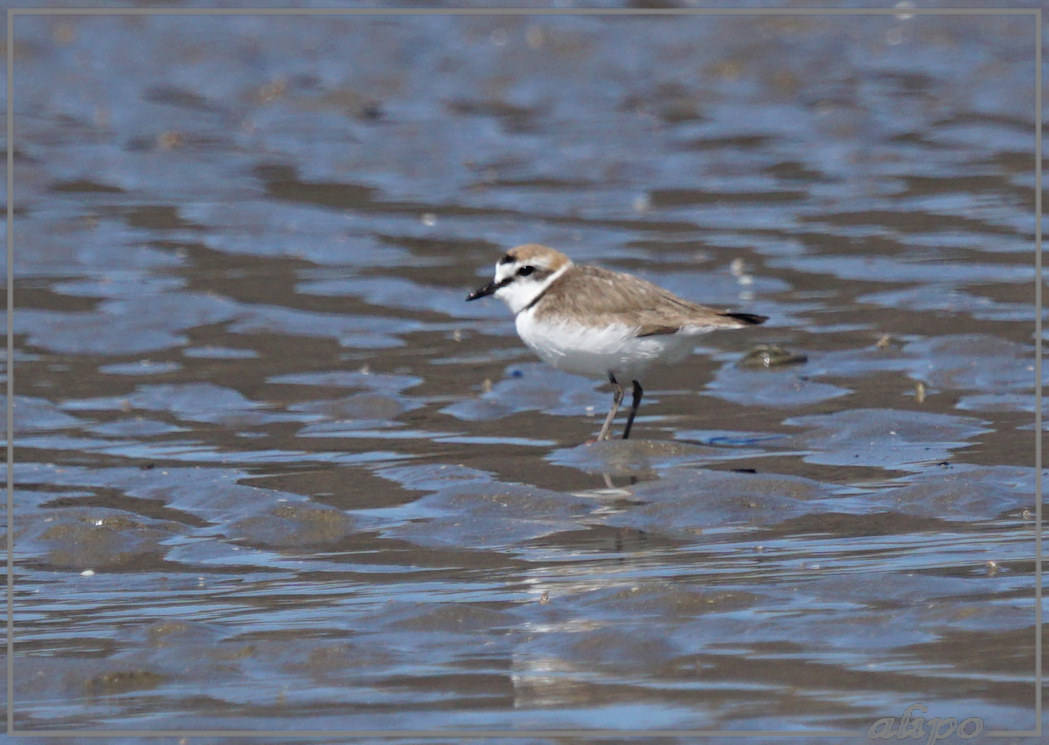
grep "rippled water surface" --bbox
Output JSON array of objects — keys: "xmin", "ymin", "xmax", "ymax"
[{"xmin": 6, "ymin": 7, "xmax": 1042, "ymax": 742}]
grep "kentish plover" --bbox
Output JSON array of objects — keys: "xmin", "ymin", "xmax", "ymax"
[{"xmin": 468, "ymin": 244, "xmax": 766, "ymax": 441}]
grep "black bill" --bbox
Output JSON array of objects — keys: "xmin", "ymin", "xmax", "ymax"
[{"xmin": 466, "ymin": 277, "xmax": 508, "ymax": 301}]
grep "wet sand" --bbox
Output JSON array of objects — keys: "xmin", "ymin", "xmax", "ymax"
[{"xmin": 6, "ymin": 7, "xmax": 1041, "ymax": 741}]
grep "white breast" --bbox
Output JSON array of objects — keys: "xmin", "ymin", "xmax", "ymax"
[{"xmin": 515, "ymin": 307, "xmax": 698, "ymax": 381}]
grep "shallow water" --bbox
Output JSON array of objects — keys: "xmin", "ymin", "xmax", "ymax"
[{"xmin": 5, "ymin": 8, "xmax": 1042, "ymax": 742}]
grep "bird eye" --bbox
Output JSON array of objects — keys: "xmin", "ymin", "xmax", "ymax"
[{"xmin": 517, "ymin": 265, "xmax": 536, "ymax": 277}]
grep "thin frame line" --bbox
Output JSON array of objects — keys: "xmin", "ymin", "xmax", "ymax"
[
  {"xmin": 10, "ymin": 729, "xmax": 862, "ymax": 739},
  {"xmin": 6, "ymin": 7, "xmax": 14, "ymax": 738},
  {"xmin": 4, "ymin": 5, "xmax": 1043, "ymax": 739},
  {"xmin": 1033, "ymin": 7, "xmax": 1044, "ymax": 741},
  {"xmin": 4, "ymin": 6, "xmax": 1042, "ymax": 15}
]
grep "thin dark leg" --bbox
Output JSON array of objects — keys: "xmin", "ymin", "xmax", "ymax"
[
  {"xmin": 622, "ymin": 380, "xmax": 644, "ymax": 439},
  {"xmin": 598, "ymin": 373, "xmax": 624, "ymax": 441}
]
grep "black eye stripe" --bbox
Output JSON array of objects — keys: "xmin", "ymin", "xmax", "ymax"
[{"xmin": 517, "ymin": 265, "xmax": 536, "ymax": 277}]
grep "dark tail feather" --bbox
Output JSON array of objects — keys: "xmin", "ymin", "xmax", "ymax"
[{"xmin": 722, "ymin": 312, "xmax": 767, "ymax": 326}]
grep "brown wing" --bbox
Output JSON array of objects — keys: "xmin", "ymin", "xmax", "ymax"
[{"xmin": 537, "ymin": 265, "xmax": 764, "ymax": 334}]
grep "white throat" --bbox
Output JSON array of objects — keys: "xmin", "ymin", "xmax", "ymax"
[{"xmin": 497, "ymin": 263, "xmax": 571, "ymax": 315}]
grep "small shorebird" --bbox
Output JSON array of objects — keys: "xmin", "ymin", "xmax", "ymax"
[{"xmin": 467, "ymin": 244, "xmax": 766, "ymax": 441}]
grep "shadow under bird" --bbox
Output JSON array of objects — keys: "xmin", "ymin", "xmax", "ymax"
[{"xmin": 467, "ymin": 244, "xmax": 767, "ymax": 441}]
